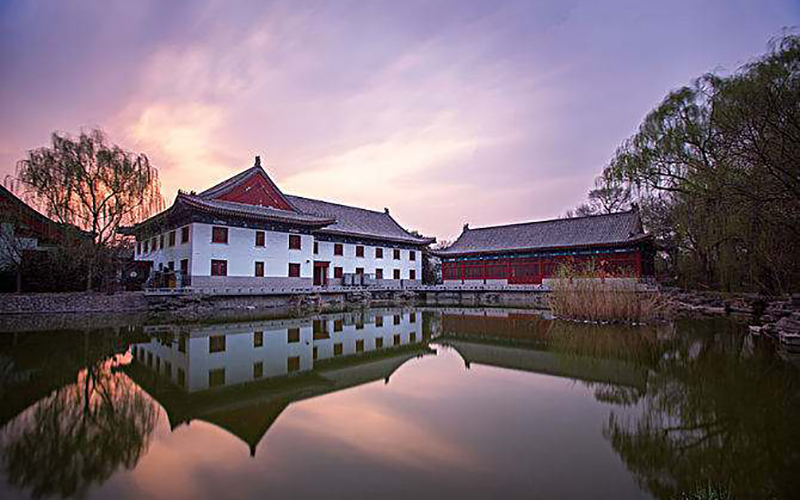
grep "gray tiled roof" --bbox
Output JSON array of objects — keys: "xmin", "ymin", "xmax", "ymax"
[
  {"xmin": 286, "ymin": 195, "xmax": 434, "ymax": 245},
  {"xmin": 179, "ymin": 194, "xmax": 334, "ymax": 226},
  {"xmin": 436, "ymin": 210, "xmax": 647, "ymax": 256}
]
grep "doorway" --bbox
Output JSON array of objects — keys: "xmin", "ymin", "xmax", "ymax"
[{"xmin": 313, "ymin": 261, "xmax": 329, "ymax": 286}]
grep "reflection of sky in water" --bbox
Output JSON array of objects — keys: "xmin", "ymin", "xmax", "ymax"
[
  {"xmin": 2, "ymin": 310, "xmax": 797, "ymax": 500},
  {"xmin": 109, "ymin": 346, "xmax": 647, "ymax": 500}
]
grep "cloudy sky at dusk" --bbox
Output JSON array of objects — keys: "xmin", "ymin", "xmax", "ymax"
[{"xmin": 1, "ymin": 0, "xmax": 797, "ymax": 240}]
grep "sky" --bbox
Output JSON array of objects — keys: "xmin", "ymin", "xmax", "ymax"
[{"xmin": 1, "ymin": 0, "xmax": 798, "ymax": 241}]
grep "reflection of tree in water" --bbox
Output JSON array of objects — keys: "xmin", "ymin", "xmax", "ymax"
[
  {"xmin": 601, "ymin": 320, "xmax": 800, "ymax": 500},
  {"xmin": 1, "ymin": 357, "xmax": 158, "ymax": 499}
]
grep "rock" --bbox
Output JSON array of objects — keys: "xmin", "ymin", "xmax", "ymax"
[{"xmin": 776, "ymin": 315, "xmax": 800, "ymax": 335}]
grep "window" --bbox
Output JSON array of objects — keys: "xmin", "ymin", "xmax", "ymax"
[
  {"xmin": 211, "ymin": 259, "xmax": 227, "ymax": 276},
  {"xmin": 288, "ymin": 263, "xmax": 301, "ymax": 277},
  {"xmin": 287, "ymin": 356, "xmax": 301, "ymax": 372},
  {"xmin": 375, "ymin": 337, "xmax": 383, "ymax": 349},
  {"xmin": 180, "ymin": 259, "xmax": 189, "ymax": 275},
  {"xmin": 168, "ymin": 261, "xmax": 175, "ymax": 271},
  {"xmin": 313, "ymin": 320, "xmax": 329, "ymax": 339},
  {"xmin": 394, "ymin": 334, "xmax": 401, "ymax": 346},
  {"xmin": 147, "ymin": 351, "xmax": 153, "ymax": 367},
  {"xmin": 410, "ymin": 332, "xmax": 417, "ymax": 343},
  {"xmin": 152, "ymin": 237, "xmax": 158, "ymax": 251},
  {"xmin": 393, "ymin": 269, "xmax": 400, "ymax": 280},
  {"xmin": 289, "ymin": 234, "xmax": 301, "ymax": 250},
  {"xmin": 313, "ymin": 346, "xmax": 318, "ymax": 360},
  {"xmin": 409, "ymin": 269, "xmax": 416, "ymax": 280},
  {"xmin": 209, "ymin": 368, "xmax": 225, "ymax": 388},
  {"xmin": 334, "ymin": 243, "xmax": 343, "ymax": 256},
  {"xmin": 355, "ymin": 267, "xmax": 364, "ymax": 275},
  {"xmin": 355, "ymin": 321, "xmax": 364, "ymax": 330},
  {"xmin": 393, "ymin": 249, "xmax": 400, "ymax": 260},
  {"xmin": 254, "ymin": 331, "xmax": 263, "ymax": 348},
  {"xmin": 334, "ymin": 267, "xmax": 343, "ymax": 278},
  {"xmin": 334, "ymin": 319, "xmax": 343, "ymax": 332},
  {"xmin": 255, "ymin": 231, "xmax": 265, "ymax": 247},
  {"xmin": 254, "ymin": 361, "xmax": 263, "ymax": 379},
  {"xmin": 137, "ymin": 242, "xmax": 141, "ymax": 254},
  {"xmin": 181, "ymin": 226, "xmax": 190, "ymax": 243},
  {"xmin": 375, "ymin": 268, "xmax": 383, "ymax": 279},
  {"xmin": 212, "ymin": 226, "xmax": 228, "ymax": 244},
  {"xmin": 410, "ymin": 251, "xmax": 416, "ymax": 261},
  {"xmin": 159, "ymin": 234, "xmax": 165, "ymax": 249},
  {"xmin": 356, "ymin": 245, "xmax": 364, "ymax": 257},
  {"xmin": 375, "ymin": 316, "xmax": 383, "ymax": 327},
  {"xmin": 410, "ymin": 313, "xmax": 416, "ymax": 323},
  {"xmin": 394, "ymin": 314, "xmax": 401, "ymax": 325},
  {"xmin": 255, "ymin": 261, "xmax": 265, "ymax": 277},
  {"xmin": 334, "ymin": 343, "xmax": 343, "ymax": 356},
  {"xmin": 375, "ymin": 248, "xmax": 383, "ymax": 259},
  {"xmin": 209, "ymin": 335, "xmax": 226, "ymax": 353},
  {"xmin": 168, "ymin": 231, "xmax": 176, "ymax": 247},
  {"xmin": 144, "ymin": 240, "xmax": 149, "ymax": 253},
  {"xmin": 314, "ymin": 241, "xmax": 319, "ymax": 254},
  {"xmin": 287, "ymin": 328, "xmax": 300, "ymax": 343},
  {"xmin": 356, "ymin": 339, "xmax": 364, "ymax": 352},
  {"xmin": 164, "ymin": 361, "xmax": 172, "ymax": 378},
  {"xmin": 178, "ymin": 336, "xmax": 186, "ymax": 353},
  {"xmin": 177, "ymin": 368, "xmax": 186, "ymax": 388}
]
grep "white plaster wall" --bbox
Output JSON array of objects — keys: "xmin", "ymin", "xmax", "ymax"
[
  {"xmin": 134, "ymin": 225, "xmax": 193, "ymax": 273},
  {"xmin": 135, "ymin": 223, "xmax": 422, "ymax": 282},
  {"xmin": 314, "ymin": 241, "xmax": 421, "ymax": 280},
  {"xmin": 190, "ymin": 223, "xmax": 314, "ymax": 278}
]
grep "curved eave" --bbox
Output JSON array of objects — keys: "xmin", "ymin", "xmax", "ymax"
[
  {"xmin": 315, "ymin": 228, "xmax": 435, "ymax": 247},
  {"xmin": 433, "ymin": 235, "xmax": 653, "ymax": 258}
]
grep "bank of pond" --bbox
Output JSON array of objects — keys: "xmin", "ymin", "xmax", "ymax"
[{"xmin": 0, "ymin": 307, "xmax": 798, "ymax": 500}]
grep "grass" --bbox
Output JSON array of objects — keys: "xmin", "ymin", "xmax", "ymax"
[{"xmin": 547, "ymin": 262, "xmax": 672, "ymax": 324}]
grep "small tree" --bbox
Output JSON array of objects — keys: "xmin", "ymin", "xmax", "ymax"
[{"xmin": 16, "ymin": 129, "xmax": 163, "ymax": 290}]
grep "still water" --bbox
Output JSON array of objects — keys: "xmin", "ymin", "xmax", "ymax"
[{"xmin": 1, "ymin": 308, "xmax": 798, "ymax": 500}]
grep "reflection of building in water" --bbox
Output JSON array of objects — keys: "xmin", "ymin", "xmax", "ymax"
[
  {"xmin": 438, "ymin": 308, "xmax": 649, "ymax": 389},
  {"xmin": 126, "ymin": 309, "xmax": 432, "ymax": 455},
  {"xmin": 131, "ymin": 309, "xmax": 425, "ymax": 392}
]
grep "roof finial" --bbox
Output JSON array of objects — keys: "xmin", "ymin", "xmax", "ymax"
[
  {"xmin": 384, "ymin": 207, "xmax": 390, "ymax": 214},
  {"xmin": 254, "ymin": 155, "xmax": 262, "ymax": 168},
  {"xmin": 463, "ymin": 223, "xmax": 469, "ymax": 232}
]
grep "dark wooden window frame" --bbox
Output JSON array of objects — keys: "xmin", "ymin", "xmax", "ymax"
[{"xmin": 212, "ymin": 226, "xmax": 228, "ymax": 244}]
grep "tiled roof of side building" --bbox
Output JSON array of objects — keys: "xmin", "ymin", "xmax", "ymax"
[
  {"xmin": 436, "ymin": 209, "xmax": 648, "ymax": 256},
  {"xmin": 286, "ymin": 195, "xmax": 435, "ymax": 245}
]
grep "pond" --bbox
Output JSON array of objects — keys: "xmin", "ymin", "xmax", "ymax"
[{"xmin": 1, "ymin": 308, "xmax": 798, "ymax": 500}]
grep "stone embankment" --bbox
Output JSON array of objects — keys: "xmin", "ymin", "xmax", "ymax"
[
  {"xmin": 0, "ymin": 289, "xmax": 424, "ymax": 331},
  {"xmin": 669, "ymin": 289, "xmax": 800, "ymax": 349}
]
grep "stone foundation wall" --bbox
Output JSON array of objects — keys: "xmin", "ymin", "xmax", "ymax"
[
  {"xmin": 189, "ymin": 276, "xmax": 313, "ymax": 288},
  {"xmin": 0, "ymin": 292, "xmax": 148, "ymax": 315}
]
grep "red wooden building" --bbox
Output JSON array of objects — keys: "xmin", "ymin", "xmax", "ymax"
[{"xmin": 435, "ymin": 208, "xmax": 654, "ymax": 285}]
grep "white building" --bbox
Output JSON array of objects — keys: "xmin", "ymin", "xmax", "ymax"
[{"xmin": 123, "ymin": 158, "xmax": 434, "ymax": 288}]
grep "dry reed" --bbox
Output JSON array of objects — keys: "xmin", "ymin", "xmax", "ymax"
[{"xmin": 547, "ymin": 263, "xmax": 672, "ymax": 324}]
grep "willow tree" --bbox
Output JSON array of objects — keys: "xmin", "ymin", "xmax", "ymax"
[
  {"xmin": 598, "ymin": 34, "xmax": 800, "ymax": 292},
  {"xmin": 16, "ymin": 129, "xmax": 163, "ymax": 290}
]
